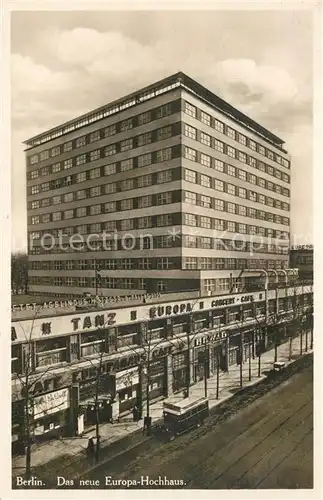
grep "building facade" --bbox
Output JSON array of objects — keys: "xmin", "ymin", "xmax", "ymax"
[
  {"xmin": 25, "ymin": 73, "xmax": 291, "ymax": 298},
  {"xmin": 12, "ymin": 285, "xmax": 313, "ymax": 447},
  {"xmin": 290, "ymin": 245, "xmax": 313, "ymax": 281}
]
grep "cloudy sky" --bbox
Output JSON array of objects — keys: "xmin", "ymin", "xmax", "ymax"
[{"xmin": 11, "ymin": 9, "xmax": 313, "ymax": 252}]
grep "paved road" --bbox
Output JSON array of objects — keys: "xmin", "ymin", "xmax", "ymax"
[{"xmin": 87, "ymin": 363, "xmax": 313, "ymax": 489}]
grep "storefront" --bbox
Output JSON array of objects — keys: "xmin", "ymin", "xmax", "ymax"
[
  {"xmin": 172, "ymin": 351, "xmax": 187, "ymax": 393},
  {"xmin": 31, "ymin": 387, "xmax": 70, "ymax": 442},
  {"xmin": 116, "ymin": 367, "xmax": 139, "ymax": 415}
]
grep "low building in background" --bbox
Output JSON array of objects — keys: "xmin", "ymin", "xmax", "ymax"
[{"xmin": 290, "ymin": 245, "xmax": 313, "ymax": 281}]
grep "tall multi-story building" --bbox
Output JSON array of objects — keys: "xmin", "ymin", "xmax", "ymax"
[{"xmin": 25, "ymin": 72, "xmax": 291, "ymax": 298}]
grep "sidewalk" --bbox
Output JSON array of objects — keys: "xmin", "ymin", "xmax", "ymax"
[{"xmin": 12, "ymin": 331, "xmax": 313, "ymax": 486}]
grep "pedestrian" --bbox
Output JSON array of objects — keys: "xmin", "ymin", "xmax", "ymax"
[
  {"xmin": 86, "ymin": 437, "xmax": 95, "ymax": 464},
  {"xmin": 132, "ymin": 405, "xmax": 138, "ymax": 422}
]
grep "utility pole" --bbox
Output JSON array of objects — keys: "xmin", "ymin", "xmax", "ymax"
[
  {"xmin": 240, "ymin": 330, "xmax": 244, "ymax": 388},
  {"xmin": 274, "ymin": 331, "xmax": 278, "ymax": 363},
  {"xmin": 204, "ymin": 338, "xmax": 209, "ymax": 398},
  {"xmin": 248, "ymin": 341, "xmax": 252, "ymax": 382},
  {"xmin": 216, "ymin": 351, "xmax": 220, "ymax": 400}
]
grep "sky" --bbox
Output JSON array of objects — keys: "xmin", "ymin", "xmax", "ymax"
[{"xmin": 10, "ymin": 9, "xmax": 313, "ymax": 253}]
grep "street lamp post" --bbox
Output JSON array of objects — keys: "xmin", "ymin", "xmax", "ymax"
[
  {"xmin": 248, "ymin": 341, "xmax": 252, "ymax": 382},
  {"xmin": 216, "ymin": 352, "xmax": 220, "ymax": 400}
]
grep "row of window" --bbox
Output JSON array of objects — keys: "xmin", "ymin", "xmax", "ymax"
[
  {"xmin": 28, "ymin": 120, "xmax": 179, "ymax": 180},
  {"xmin": 28, "ymin": 146, "xmax": 177, "ymax": 196},
  {"xmin": 184, "ymin": 257, "xmax": 287, "ymax": 271},
  {"xmin": 183, "ymin": 101, "xmax": 289, "ymax": 169},
  {"xmin": 183, "ymin": 188, "xmax": 289, "ymax": 221},
  {"xmin": 28, "ymin": 276, "xmax": 149, "ymax": 288},
  {"xmin": 28, "ymin": 101, "xmax": 179, "ymax": 165},
  {"xmin": 183, "ymin": 148, "xmax": 290, "ymax": 197},
  {"xmin": 28, "ymin": 168, "xmax": 176, "ymax": 210}
]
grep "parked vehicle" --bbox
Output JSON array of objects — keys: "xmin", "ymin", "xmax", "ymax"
[{"xmin": 159, "ymin": 396, "xmax": 209, "ymax": 441}]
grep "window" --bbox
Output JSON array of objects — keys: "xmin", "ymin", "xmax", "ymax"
[
  {"xmin": 120, "ymin": 199, "xmax": 133, "ymax": 211},
  {"xmin": 90, "ymin": 167, "xmax": 101, "ymax": 180},
  {"xmin": 157, "ymin": 258, "xmax": 172, "ymax": 270},
  {"xmin": 185, "ymin": 235, "xmax": 197, "ymax": 247},
  {"xmin": 76, "ymin": 136, "xmax": 86, "ymax": 148},
  {"xmin": 249, "ymin": 174, "xmax": 257, "ymax": 185},
  {"xmin": 31, "ymin": 185, "xmax": 39, "ymax": 195},
  {"xmin": 104, "ymin": 201, "xmax": 116, "ymax": 213},
  {"xmin": 201, "ymin": 216, "xmax": 211, "ymax": 229},
  {"xmin": 249, "ymin": 191, "xmax": 257, "ymax": 202},
  {"xmin": 120, "ymin": 118, "xmax": 133, "ymax": 131},
  {"xmin": 214, "ymin": 119, "xmax": 224, "ymax": 133},
  {"xmin": 184, "ymin": 169, "xmax": 197, "ymax": 184},
  {"xmin": 156, "ymin": 214, "xmax": 172, "ymax": 226},
  {"xmin": 249, "ymin": 139, "xmax": 257, "ymax": 151},
  {"xmin": 41, "ymin": 166, "xmax": 49, "ymax": 176},
  {"xmin": 90, "ymin": 204, "xmax": 101, "ymax": 216},
  {"xmin": 90, "ymin": 186, "xmax": 101, "ymax": 198},
  {"xmin": 185, "ymin": 257, "xmax": 197, "ymax": 270},
  {"xmin": 258, "ymin": 144, "xmax": 266, "ymax": 155},
  {"xmin": 40, "ymin": 150, "xmax": 49, "ymax": 161},
  {"xmin": 238, "ymin": 223, "xmax": 247, "ymax": 234},
  {"xmin": 50, "ymin": 212, "xmax": 61, "ymax": 223},
  {"xmin": 64, "ymin": 209, "xmax": 74, "ymax": 220},
  {"xmin": 238, "ymin": 187, "xmax": 247, "ymax": 198},
  {"xmin": 214, "ymin": 219, "xmax": 224, "ymax": 231},
  {"xmin": 138, "ymin": 111, "xmax": 151, "ymax": 125},
  {"xmin": 282, "ymin": 187, "xmax": 290, "ymax": 197},
  {"xmin": 275, "ymin": 169, "xmax": 282, "ymax": 180},
  {"xmin": 31, "ymin": 200, "xmax": 40, "ymax": 209},
  {"xmin": 63, "ymin": 159, "xmax": 72, "ymax": 170},
  {"xmin": 227, "ymin": 183, "xmax": 236, "ymax": 196},
  {"xmin": 156, "ymin": 147, "xmax": 172, "ymax": 162},
  {"xmin": 76, "ymin": 154, "xmax": 86, "ymax": 166},
  {"xmin": 214, "ymin": 258, "xmax": 225, "ymax": 270},
  {"xmin": 227, "ymin": 202, "xmax": 236, "ymax": 214},
  {"xmin": 267, "ymin": 181, "xmax": 274, "ymax": 191},
  {"xmin": 258, "ymin": 178, "xmax": 266, "ymax": 188},
  {"xmin": 282, "ymin": 173, "xmax": 290, "ymax": 183},
  {"xmin": 200, "ymin": 131, "xmax": 211, "ymax": 147},
  {"xmin": 156, "ymin": 102, "xmax": 173, "ymax": 119},
  {"xmin": 184, "ymin": 213, "xmax": 197, "ymax": 226},
  {"xmin": 184, "ymin": 191, "xmax": 197, "ymax": 205},
  {"xmin": 201, "ymin": 111, "xmax": 211, "ymax": 126},
  {"xmin": 104, "ymin": 124, "xmax": 116, "ymax": 137},
  {"xmin": 184, "ymin": 123, "xmax": 196, "ymax": 140},
  {"xmin": 237, "ymin": 170, "xmax": 247, "ymax": 183},
  {"xmin": 248, "ymin": 156, "xmax": 256, "ymax": 168},
  {"xmin": 88, "ymin": 130, "xmax": 100, "ymax": 143},
  {"xmin": 184, "ymin": 146, "xmax": 196, "ymax": 161},
  {"xmin": 237, "ymin": 151, "xmax": 247, "ymax": 164},
  {"xmin": 63, "ymin": 192, "xmax": 74, "ymax": 203},
  {"xmin": 104, "ymin": 144, "xmax": 116, "ymax": 157},
  {"xmin": 120, "ymin": 138, "xmax": 133, "ymax": 152},
  {"xmin": 104, "ymin": 163, "xmax": 116, "ymax": 176},
  {"xmin": 42, "ymin": 198, "xmax": 51, "ymax": 208},
  {"xmin": 104, "ymin": 220, "xmax": 116, "ymax": 231},
  {"xmin": 157, "ymin": 170, "xmax": 172, "ymax": 183},
  {"xmin": 138, "ymin": 258, "xmax": 152, "ymax": 270},
  {"xmin": 214, "ymin": 159, "xmax": 224, "ymax": 172},
  {"xmin": 137, "ymin": 174, "xmax": 152, "ymax": 188},
  {"xmin": 157, "ymin": 192, "xmax": 172, "ymax": 205},
  {"xmin": 76, "ymin": 207, "xmax": 87, "ymax": 217},
  {"xmin": 41, "ymin": 182, "xmax": 50, "ymax": 192},
  {"xmin": 276, "ymin": 184, "xmax": 282, "ymax": 194},
  {"xmin": 120, "ymin": 179, "xmax": 134, "ymax": 191},
  {"xmin": 267, "ymin": 165, "xmax": 274, "ymax": 176},
  {"xmin": 156, "ymin": 125, "xmax": 172, "ymax": 142},
  {"xmin": 227, "ymin": 221, "xmax": 236, "ymax": 232},
  {"xmin": 258, "ymin": 210, "xmax": 266, "ymax": 220},
  {"xmin": 138, "ymin": 216, "xmax": 152, "ymax": 229},
  {"xmin": 63, "ymin": 175, "xmax": 72, "ymax": 187},
  {"xmin": 201, "ymin": 237, "xmax": 212, "ymax": 249},
  {"xmin": 120, "ymin": 219, "xmax": 134, "ymax": 231},
  {"xmin": 214, "ymin": 198, "xmax": 224, "ymax": 211},
  {"xmin": 267, "ymin": 150, "xmax": 274, "ymax": 160},
  {"xmin": 137, "ymin": 132, "xmax": 152, "ymax": 146},
  {"xmin": 30, "ymin": 170, "xmax": 39, "ymax": 180},
  {"xmin": 267, "ymin": 196, "xmax": 274, "ymax": 207},
  {"xmin": 90, "ymin": 149, "xmax": 100, "ymax": 162},
  {"xmin": 31, "ymin": 215, "xmax": 39, "ymax": 225},
  {"xmin": 201, "ymin": 194, "xmax": 211, "ymax": 208},
  {"xmin": 51, "ymin": 146, "xmax": 60, "ymax": 157},
  {"xmin": 258, "ymin": 194, "xmax": 265, "ymax": 204},
  {"xmin": 138, "ymin": 153, "xmax": 152, "ymax": 167},
  {"xmin": 248, "ymin": 207, "xmax": 256, "ymax": 218},
  {"xmin": 238, "ymin": 205, "xmax": 247, "ymax": 216},
  {"xmin": 200, "ymin": 153, "xmax": 211, "ymax": 168},
  {"xmin": 103, "ymin": 182, "xmax": 116, "ymax": 195},
  {"xmin": 119, "ymin": 158, "xmax": 132, "ymax": 172},
  {"xmin": 52, "ymin": 163, "xmax": 61, "ymax": 174},
  {"xmin": 201, "ymin": 174, "xmax": 211, "ymax": 188},
  {"xmin": 226, "ymin": 165, "xmax": 235, "ymax": 177},
  {"xmin": 138, "ymin": 195, "xmax": 152, "ymax": 208},
  {"xmin": 227, "ymin": 127, "xmax": 236, "ymax": 140},
  {"xmin": 282, "ymin": 202, "xmax": 289, "ymax": 211},
  {"xmin": 214, "ymin": 139, "xmax": 224, "ymax": 153},
  {"xmin": 184, "ymin": 101, "xmax": 196, "ymax": 118},
  {"xmin": 75, "ymin": 171, "xmax": 86, "ymax": 183},
  {"xmin": 267, "ymin": 213, "xmax": 274, "ymax": 222},
  {"xmin": 52, "ymin": 195, "xmax": 61, "ymax": 205},
  {"xmin": 215, "ymin": 179, "xmax": 224, "ymax": 191}
]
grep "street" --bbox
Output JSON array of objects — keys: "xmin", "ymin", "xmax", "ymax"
[{"xmin": 85, "ymin": 360, "xmax": 313, "ymax": 489}]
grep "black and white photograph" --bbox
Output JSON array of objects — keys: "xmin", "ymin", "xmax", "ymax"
[{"xmin": 3, "ymin": 2, "xmax": 319, "ymax": 495}]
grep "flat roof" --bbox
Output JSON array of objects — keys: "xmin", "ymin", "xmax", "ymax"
[{"xmin": 24, "ymin": 71, "xmax": 285, "ymax": 149}]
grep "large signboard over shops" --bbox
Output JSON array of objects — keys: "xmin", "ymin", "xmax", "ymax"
[
  {"xmin": 32, "ymin": 388, "xmax": 70, "ymax": 419},
  {"xmin": 11, "ymin": 286, "xmax": 312, "ymax": 343}
]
